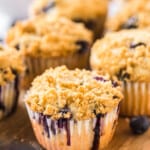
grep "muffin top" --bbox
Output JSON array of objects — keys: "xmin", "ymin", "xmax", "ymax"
[
  {"xmin": 6, "ymin": 16, "xmax": 92, "ymax": 57},
  {"xmin": 90, "ymin": 29, "xmax": 150, "ymax": 82},
  {"xmin": 0, "ymin": 45, "xmax": 24, "ymax": 85},
  {"xmin": 25, "ymin": 66, "xmax": 123, "ymax": 120},
  {"xmin": 106, "ymin": 0, "xmax": 150, "ymax": 31},
  {"xmin": 31, "ymin": 0, "xmax": 108, "ymax": 20}
]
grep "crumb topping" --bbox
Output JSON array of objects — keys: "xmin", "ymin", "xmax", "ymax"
[
  {"xmin": 6, "ymin": 16, "xmax": 92, "ymax": 57},
  {"xmin": 31, "ymin": 0, "xmax": 108, "ymax": 20},
  {"xmin": 90, "ymin": 29, "xmax": 150, "ymax": 82},
  {"xmin": 106, "ymin": 0, "xmax": 150, "ymax": 31},
  {"xmin": 0, "ymin": 45, "xmax": 24, "ymax": 85},
  {"xmin": 25, "ymin": 66, "xmax": 123, "ymax": 120}
]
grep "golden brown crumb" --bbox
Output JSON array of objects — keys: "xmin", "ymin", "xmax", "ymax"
[
  {"xmin": 6, "ymin": 16, "xmax": 93, "ymax": 57},
  {"xmin": 0, "ymin": 45, "xmax": 24, "ymax": 85},
  {"xmin": 90, "ymin": 29, "xmax": 150, "ymax": 82},
  {"xmin": 25, "ymin": 66, "xmax": 123, "ymax": 120}
]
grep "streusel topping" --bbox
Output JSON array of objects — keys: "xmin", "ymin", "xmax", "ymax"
[
  {"xmin": 0, "ymin": 45, "xmax": 24, "ymax": 85},
  {"xmin": 106, "ymin": 0, "xmax": 150, "ymax": 31},
  {"xmin": 31, "ymin": 0, "xmax": 108, "ymax": 20},
  {"xmin": 25, "ymin": 66, "xmax": 123, "ymax": 120},
  {"xmin": 90, "ymin": 29, "xmax": 150, "ymax": 82},
  {"xmin": 6, "ymin": 16, "xmax": 92, "ymax": 57}
]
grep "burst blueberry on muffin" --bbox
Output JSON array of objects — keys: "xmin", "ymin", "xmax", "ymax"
[
  {"xmin": 106, "ymin": 0, "xmax": 150, "ymax": 31},
  {"xmin": 0, "ymin": 45, "xmax": 24, "ymax": 119},
  {"xmin": 6, "ymin": 16, "xmax": 92, "ymax": 89},
  {"xmin": 24, "ymin": 66, "xmax": 123, "ymax": 150},
  {"xmin": 90, "ymin": 29, "xmax": 150, "ymax": 116},
  {"xmin": 30, "ymin": 0, "xmax": 108, "ymax": 39}
]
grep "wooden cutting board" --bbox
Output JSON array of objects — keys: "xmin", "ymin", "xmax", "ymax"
[{"xmin": 0, "ymin": 94, "xmax": 150, "ymax": 150}]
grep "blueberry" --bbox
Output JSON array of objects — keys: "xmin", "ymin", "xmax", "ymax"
[
  {"xmin": 15, "ymin": 44, "xmax": 20, "ymax": 50},
  {"xmin": 130, "ymin": 116, "xmax": 150, "ymax": 134},
  {"xmin": 112, "ymin": 81, "xmax": 119, "ymax": 87},
  {"xmin": 38, "ymin": 113, "xmax": 50, "ymax": 137},
  {"xmin": 121, "ymin": 16, "xmax": 138, "ymax": 29},
  {"xmin": 59, "ymin": 107, "xmax": 70, "ymax": 114},
  {"xmin": 122, "ymin": 73, "xmax": 130, "ymax": 80},
  {"xmin": 130, "ymin": 42, "xmax": 146, "ymax": 49},
  {"xmin": 73, "ymin": 18, "xmax": 95, "ymax": 30},
  {"xmin": 94, "ymin": 76, "xmax": 107, "ymax": 82},
  {"xmin": 59, "ymin": 106, "xmax": 72, "ymax": 118},
  {"xmin": 42, "ymin": 1, "xmax": 55, "ymax": 13},
  {"xmin": 76, "ymin": 40, "xmax": 89, "ymax": 54},
  {"xmin": 117, "ymin": 68, "xmax": 130, "ymax": 81},
  {"xmin": 113, "ymin": 95, "xmax": 119, "ymax": 99},
  {"xmin": 85, "ymin": 20, "xmax": 95, "ymax": 30},
  {"xmin": 11, "ymin": 69, "xmax": 17, "ymax": 75}
]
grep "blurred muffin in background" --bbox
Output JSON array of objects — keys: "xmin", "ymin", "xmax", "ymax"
[
  {"xmin": 106, "ymin": 0, "xmax": 150, "ymax": 31},
  {"xmin": 25, "ymin": 66, "xmax": 123, "ymax": 150},
  {"xmin": 90, "ymin": 29, "xmax": 150, "ymax": 116},
  {"xmin": 0, "ymin": 45, "xmax": 24, "ymax": 120},
  {"xmin": 30, "ymin": 0, "xmax": 108, "ymax": 39},
  {"xmin": 6, "ymin": 16, "xmax": 93, "ymax": 89}
]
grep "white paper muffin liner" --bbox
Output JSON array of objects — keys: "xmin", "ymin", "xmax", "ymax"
[
  {"xmin": 0, "ymin": 76, "xmax": 19, "ymax": 120},
  {"xmin": 121, "ymin": 82, "xmax": 150, "ymax": 116},
  {"xmin": 26, "ymin": 104, "xmax": 119, "ymax": 150},
  {"xmin": 21, "ymin": 51, "xmax": 90, "ymax": 89}
]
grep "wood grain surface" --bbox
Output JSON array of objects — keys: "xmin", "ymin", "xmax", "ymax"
[{"xmin": 0, "ymin": 93, "xmax": 150, "ymax": 150}]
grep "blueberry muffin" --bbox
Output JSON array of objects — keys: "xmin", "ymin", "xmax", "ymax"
[
  {"xmin": 25, "ymin": 66, "xmax": 123, "ymax": 150},
  {"xmin": 0, "ymin": 45, "xmax": 24, "ymax": 119},
  {"xmin": 6, "ymin": 16, "xmax": 92, "ymax": 89},
  {"xmin": 30, "ymin": 0, "xmax": 108, "ymax": 39},
  {"xmin": 90, "ymin": 29, "xmax": 150, "ymax": 116},
  {"xmin": 106, "ymin": 0, "xmax": 150, "ymax": 31}
]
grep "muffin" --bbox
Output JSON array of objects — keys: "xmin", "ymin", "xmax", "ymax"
[
  {"xmin": 0, "ymin": 45, "xmax": 24, "ymax": 119},
  {"xmin": 90, "ymin": 29, "xmax": 150, "ymax": 116},
  {"xmin": 6, "ymin": 16, "xmax": 92, "ymax": 89},
  {"xmin": 25, "ymin": 66, "xmax": 123, "ymax": 150},
  {"xmin": 106, "ymin": 0, "xmax": 150, "ymax": 31},
  {"xmin": 30, "ymin": 0, "xmax": 108, "ymax": 39}
]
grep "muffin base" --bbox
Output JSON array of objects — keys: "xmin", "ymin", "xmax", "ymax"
[
  {"xmin": 121, "ymin": 82, "xmax": 150, "ymax": 116},
  {"xmin": 26, "ymin": 106, "xmax": 119, "ymax": 150},
  {"xmin": 0, "ymin": 76, "xmax": 19, "ymax": 120},
  {"xmin": 21, "ymin": 50, "xmax": 90, "ymax": 89}
]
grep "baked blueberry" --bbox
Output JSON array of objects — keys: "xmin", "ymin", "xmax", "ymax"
[
  {"xmin": 73, "ymin": 19, "xmax": 95, "ymax": 30},
  {"xmin": 112, "ymin": 81, "xmax": 119, "ymax": 88},
  {"xmin": 130, "ymin": 42, "xmax": 146, "ymax": 49},
  {"xmin": 113, "ymin": 96, "xmax": 119, "ymax": 99},
  {"xmin": 94, "ymin": 76, "xmax": 107, "ymax": 82},
  {"xmin": 59, "ymin": 107, "xmax": 70, "ymax": 114},
  {"xmin": 130, "ymin": 116, "xmax": 150, "ymax": 134},
  {"xmin": 42, "ymin": 1, "xmax": 55, "ymax": 13},
  {"xmin": 15, "ymin": 44, "xmax": 20, "ymax": 50},
  {"xmin": 121, "ymin": 16, "xmax": 138, "ymax": 29},
  {"xmin": 76, "ymin": 40, "xmax": 89, "ymax": 54},
  {"xmin": 117, "ymin": 68, "xmax": 130, "ymax": 81}
]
